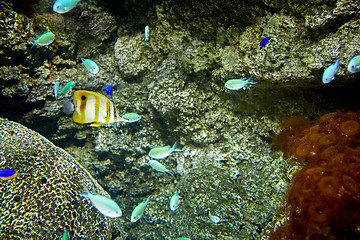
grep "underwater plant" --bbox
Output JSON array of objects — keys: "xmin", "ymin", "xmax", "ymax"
[{"xmin": 271, "ymin": 111, "xmax": 360, "ymax": 239}]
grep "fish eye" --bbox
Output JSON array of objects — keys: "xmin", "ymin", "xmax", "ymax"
[{"xmin": 81, "ymin": 95, "xmax": 87, "ymax": 101}]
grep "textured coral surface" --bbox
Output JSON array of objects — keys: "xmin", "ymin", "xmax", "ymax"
[
  {"xmin": 271, "ymin": 111, "xmax": 360, "ymax": 239},
  {"xmin": 0, "ymin": 117, "xmax": 120, "ymax": 239}
]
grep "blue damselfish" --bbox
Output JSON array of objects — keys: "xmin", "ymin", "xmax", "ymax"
[
  {"xmin": 104, "ymin": 85, "xmax": 114, "ymax": 95},
  {"xmin": 0, "ymin": 168, "xmax": 19, "ymax": 180},
  {"xmin": 259, "ymin": 37, "xmax": 269, "ymax": 49}
]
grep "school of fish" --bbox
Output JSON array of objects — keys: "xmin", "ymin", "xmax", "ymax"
[{"xmin": 2, "ymin": 0, "xmax": 358, "ymax": 239}]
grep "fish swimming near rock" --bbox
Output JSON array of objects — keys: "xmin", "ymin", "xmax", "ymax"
[
  {"xmin": 144, "ymin": 25, "xmax": 149, "ymax": 41},
  {"xmin": 170, "ymin": 192, "xmax": 182, "ymax": 211},
  {"xmin": 120, "ymin": 112, "xmax": 141, "ymax": 123},
  {"xmin": 104, "ymin": 85, "xmax": 114, "ymax": 96},
  {"xmin": 53, "ymin": 0, "xmax": 81, "ymax": 13},
  {"xmin": 53, "ymin": 81, "xmax": 60, "ymax": 100},
  {"xmin": 149, "ymin": 160, "xmax": 173, "ymax": 175},
  {"xmin": 348, "ymin": 55, "xmax": 360, "ymax": 73},
  {"xmin": 225, "ymin": 75, "xmax": 257, "ymax": 90},
  {"xmin": 0, "ymin": 168, "xmax": 19, "ymax": 180},
  {"xmin": 62, "ymin": 230, "xmax": 68, "ymax": 240},
  {"xmin": 80, "ymin": 189, "xmax": 122, "ymax": 218},
  {"xmin": 28, "ymin": 31, "xmax": 55, "ymax": 48},
  {"xmin": 131, "ymin": 195, "xmax": 151, "ymax": 223},
  {"xmin": 322, "ymin": 58, "xmax": 340, "ymax": 84},
  {"xmin": 81, "ymin": 58, "xmax": 99, "ymax": 74},
  {"xmin": 209, "ymin": 211, "xmax": 221, "ymax": 223},
  {"xmin": 54, "ymin": 81, "xmax": 76, "ymax": 100},
  {"xmin": 148, "ymin": 141, "xmax": 183, "ymax": 159},
  {"xmin": 259, "ymin": 37, "xmax": 269, "ymax": 49},
  {"xmin": 58, "ymin": 81, "xmax": 76, "ymax": 96},
  {"xmin": 72, "ymin": 90, "xmax": 130, "ymax": 127}
]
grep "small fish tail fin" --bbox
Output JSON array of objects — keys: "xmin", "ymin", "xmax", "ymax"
[
  {"xmin": 145, "ymin": 195, "xmax": 152, "ymax": 204},
  {"xmin": 172, "ymin": 141, "xmax": 183, "ymax": 152},
  {"xmin": 28, "ymin": 39, "xmax": 35, "ymax": 49},
  {"xmin": 335, "ymin": 58, "xmax": 340, "ymax": 66},
  {"xmin": 79, "ymin": 187, "xmax": 91, "ymax": 198},
  {"xmin": 249, "ymin": 81, "xmax": 257, "ymax": 85},
  {"xmin": 167, "ymin": 170, "xmax": 174, "ymax": 176}
]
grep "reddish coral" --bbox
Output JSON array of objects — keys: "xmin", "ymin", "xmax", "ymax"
[
  {"xmin": 270, "ymin": 111, "xmax": 360, "ymax": 240},
  {"xmin": 340, "ymin": 120, "xmax": 360, "ymax": 136}
]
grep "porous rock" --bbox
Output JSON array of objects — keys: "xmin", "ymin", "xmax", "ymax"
[{"xmin": 0, "ymin": 118, "xmax": 122, "ymax": 239}]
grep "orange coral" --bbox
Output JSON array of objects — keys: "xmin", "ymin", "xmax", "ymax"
[{"xmin": 270, "ymin": 111, "xmax": 360, "ymax": 240}]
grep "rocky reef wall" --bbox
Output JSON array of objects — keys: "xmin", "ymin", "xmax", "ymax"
[{"xmin": 0, "ymin": 0, "xmax": 359, "ymax": 239}]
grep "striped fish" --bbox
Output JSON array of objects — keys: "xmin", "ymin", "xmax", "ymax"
[{"xmin": 72, "ymin": 90, "xmax": 129, "ymax": 127}]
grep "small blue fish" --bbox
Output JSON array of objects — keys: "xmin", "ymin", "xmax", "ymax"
[
  {"xmin": 209, "ymin": 211, "xmax": 221, "ymax": 223},
  {"xmin": 53, "ymin": 81, "xmax": 60, "ymax": 100},
  {"xmin": 62, "ymin": 230, "xmax": 68, "ymax": 240},
  {"xmin": 80, "ymin": 189, "xmax": 122, "ymax": 218},
  {"xmin": 149, "ymin": 160, "xmax": 173, "ymax": 175},
  {"xmin": 259, "ymin": 37, "xmax": 269, "ymax": 49},
  {"xmin": 322, "ymin": 58, "xmax": 340, "ymax": 84},
  {"xmin": 131, "ymin": 195, "xmax": 151, "ymax": 223},
  {"xmin": 53, "ymin": 0, "xmax": 81, "ymax": 13},
  {"xmin": 104, "ymin": 85, "xmax": 114, "ymax": 95},
  {"xmin": 170, "ymin": 192, "xmax": 182, "ymax": 211},
  {"xmin": 225, "ymin": 75, "xmax": 257, "ymax": 90},
  {"xmin": 120, "ymin": 113, "xmax": 141, "ymax": 123},
  {"xmin": 144, "ymin": 25, "xmax": 149, "ymax": 41},
  {"xmin": 54, "ymin": 81, "xmax": 76, "ymax": 100},
  {"xmin": 348, "ymin": 55, "xmax": 360, "ymax": 73},
  {"xmin": 81, "ymin": 58, "xmax": 99, "ymax": 74},
  {"xmin": 149, "ymin": 142, "xmax": 183, "ymax": 159},
  {"xmin": 28, "ymin": 32, "xmax": 55, "ymax": 48},
  {"xmin": 58, "ymin": 81, "xmax": 76, "ymax": 96},
  {"xmin": 0, "ymin": 168, "xmax": 19, "ymax": 180}
]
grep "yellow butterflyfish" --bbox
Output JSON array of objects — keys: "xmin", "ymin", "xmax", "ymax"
[{"xmin": 72, "ymin": 90, "xmax": 129, "ymax": 127}]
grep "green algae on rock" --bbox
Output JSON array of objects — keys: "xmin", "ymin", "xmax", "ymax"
[{"xmin": 0, "ymin": 117, "xmax": 124, "ymax": 239}]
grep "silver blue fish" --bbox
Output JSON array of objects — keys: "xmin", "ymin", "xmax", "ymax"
[
  {"xmin": 80, "ymin": 189, "xmax": 122, "ymax": 218},
  {"xmin": 28, "ymin": 31, "xmax": 55, "ymax": 48},
  {"xmin": 149, "ymin": 141, "xmax": 183, "ymax": 159},
  {"xmin": 53, "ymin": 0, "xmax": 81, "ymax": 13},
  {"xmin": 62, "ymin": 230, "xmax": 68, "ymax": 240},
  {"xmin": 149, "ymin": 160, "xmax": 173, "ymax": 175},
  {"xmin": 59, "ymin": 81, "xmax": 76, "ymax": 96},
  {"xmin": 131, "ymin": 195, "xmax": 151, "ymax": 223},
  {"xmin": 53, "ymin": 81, "xmax": 60, "ymax": 100},
  {"xmin": 120, "ymin": 113, "xmax": 141, "ymax": 123},
  {"xmin": 144, "ymin": 25, "xmax": 149, "ymax": 41},
  {"xmin": 225, "ymin": 75, "xmax": 256, "ymax": 90},
  {"xmin": 322, "ymin": 58, "xmax": 340, "ymax": 84},
  {"xmin": 170, "ymin": 192, "xmax": 182, "ymax": 211},
  {"xmin": 348, "ymin": 55, "xmax": 360, "ymax": 73},
  {"xmin": 209, "ymin": 211, "xmax": 220, "ymax": 223},
  {"xmin": 81, "ymin": 58, "xmax": 99, "ymax": 74}
]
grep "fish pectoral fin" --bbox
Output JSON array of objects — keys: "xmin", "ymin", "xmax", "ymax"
[{"xmin": 90, "ymin": 122, "xmax": 105, "ymax": 127}]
